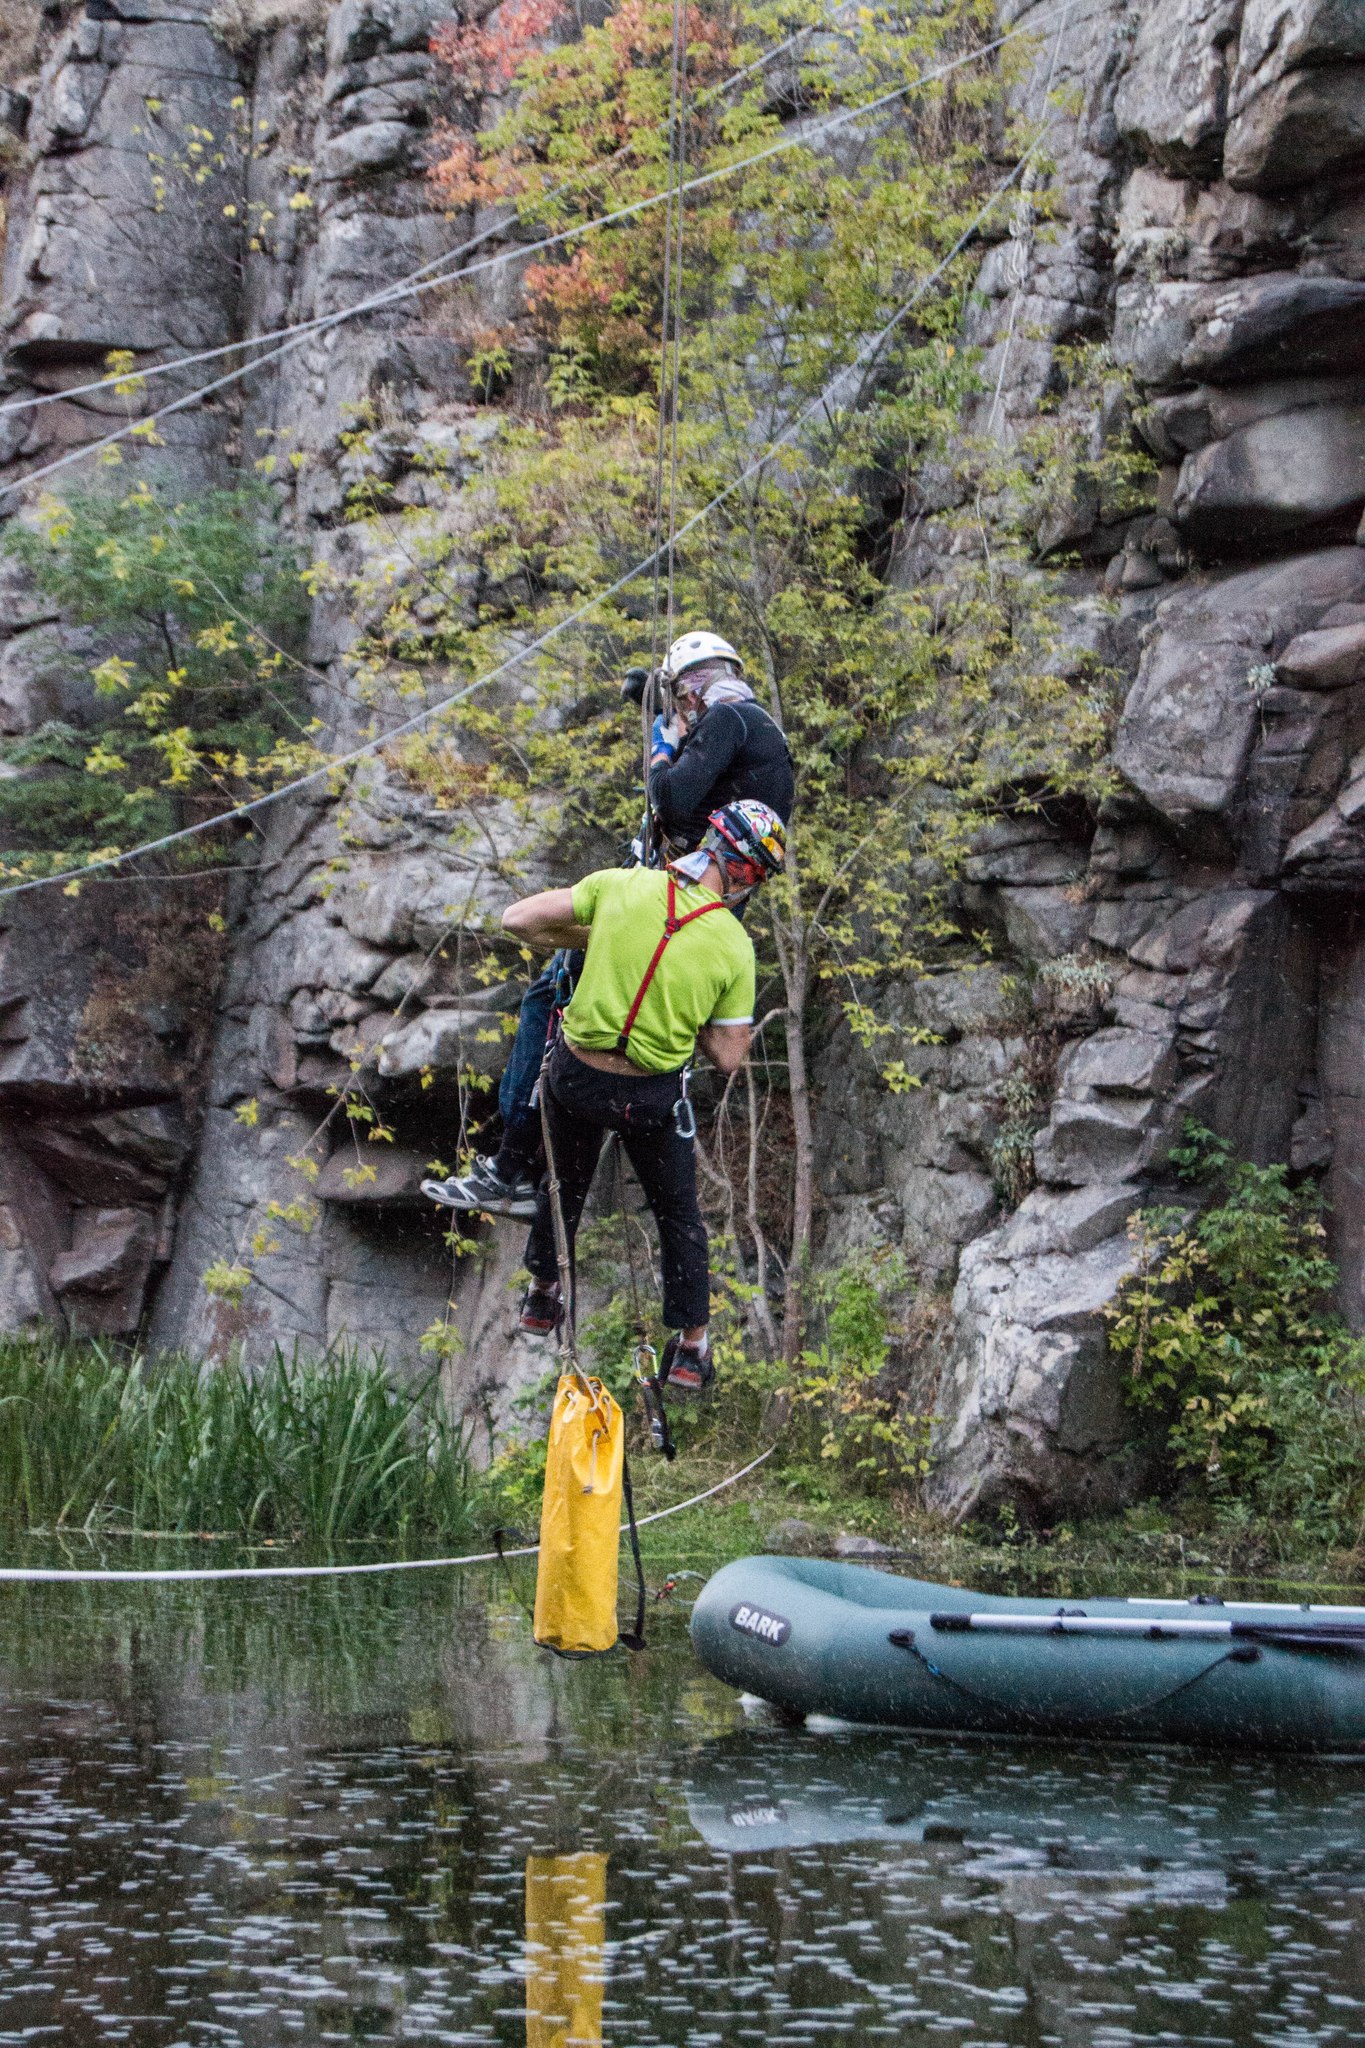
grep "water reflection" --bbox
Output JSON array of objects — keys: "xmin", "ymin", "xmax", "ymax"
[
  {"xmin": 525, "ymin": 1853, "xmax": 606, "ymax": 2048},
  {"xmin": 0, "ymin": 1568, "xmax": 1362, "ymax": 2045},
  {"xmin": 688, "ymin": 1727, "xmax": 1365, "ymax": 1876}
]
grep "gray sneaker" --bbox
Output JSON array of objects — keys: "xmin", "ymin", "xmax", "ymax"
[{"xmin": 421, "ymin": 1155, "xmax": 539, "ymax": 1221}]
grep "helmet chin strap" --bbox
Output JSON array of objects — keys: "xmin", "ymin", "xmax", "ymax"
[{"xmin": 718, "ymin": 854, "xmax": 763, "ymax": 903}]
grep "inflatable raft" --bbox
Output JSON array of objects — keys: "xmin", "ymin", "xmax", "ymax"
[{"xmin": 690, "ymin": 1556, "xmax": 1365, "ymax": 1749}]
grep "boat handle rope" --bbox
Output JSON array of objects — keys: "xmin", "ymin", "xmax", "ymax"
[
  {"xmin": 0, "ymin": 1445, "xmax": 774, "ymax": 1584},
  {"xmin": 889, "ymin": 1629, "xmax": 1259, "ymax": 1729}
]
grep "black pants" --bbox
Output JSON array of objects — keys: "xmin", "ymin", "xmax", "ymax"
[{"xmin": 524, "ymin": 1040, "xmax": 709, "ymax": 1329}]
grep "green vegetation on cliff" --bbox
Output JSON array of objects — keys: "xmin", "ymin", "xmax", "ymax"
[
  {"xmin": 0, "ymin": 481, "xmax": 311, "ymax": 883},
  {"xmin": 1111, "ymin": 1127, "xmax": 1365, "ymax": 1549},
  {"xmin": 326, "ymin": 0, "xmax": 1151, "ymax": 1353}
]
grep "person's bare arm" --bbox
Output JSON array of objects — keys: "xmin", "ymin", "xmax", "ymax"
[
  {"xmin": 697, "ymin": 1020, "xmax": 752, "ymax": 1075},
  {"xmin": 502, "ymin": 889, "xmax": 591, "ymax": 951}
]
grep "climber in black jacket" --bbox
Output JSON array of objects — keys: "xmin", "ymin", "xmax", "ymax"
[
  {"xmin": 647, "ymin": 630, "xmax": 795, "ymax": 855},
  {"xmin": 421, "ymin": 629, "xmax": 795, "ymax": 1223}
]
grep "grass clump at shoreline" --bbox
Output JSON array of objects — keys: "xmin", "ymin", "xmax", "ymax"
[{"xmin": 0, "ymin": 1335, "xmax": 476, "ymax": 1545}]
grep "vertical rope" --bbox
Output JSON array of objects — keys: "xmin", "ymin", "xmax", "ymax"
[
  {"xmin": 642, "ymin": 0, "xmax": 688, "ymax": 868},
  {"xmin": 648, "ymin": 0, "xmax": 687, "ymax": 674},
  {"xmin": 538, "ymin": 1050, "xmax": 586, "ymax": 1386},
  {"xmin": 663, "ymin": 0, "xmax": 689, "ymax": 648}
]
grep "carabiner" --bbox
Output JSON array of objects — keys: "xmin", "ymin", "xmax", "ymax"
[
  {"xmin": 633, "ymin": 1347, "xmax": 676, "ymax": 1461},
  {"xmin": 633, "ymin": 1341, "xmax": 658, "ymax": 1387}
]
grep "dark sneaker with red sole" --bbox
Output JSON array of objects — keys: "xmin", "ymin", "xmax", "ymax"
[
  {"xmin": 519, "ymin": 1280, "xmax": 563, "ymax": 1335},
  {"xmin": 659, "ymin": 1333, "xmax": 714, "ymax": 1398}
]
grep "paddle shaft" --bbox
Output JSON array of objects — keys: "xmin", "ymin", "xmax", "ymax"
[{"xmin": 927, "ymin": 1612, "xmax": 1365, "ymax": 1652}]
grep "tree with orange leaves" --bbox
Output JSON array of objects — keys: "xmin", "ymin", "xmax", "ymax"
[{"xmin": 353, "ymin": 0, "xmax": 1134, "ymax": 1364}]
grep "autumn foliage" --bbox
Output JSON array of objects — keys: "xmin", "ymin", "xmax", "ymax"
[{"xmin": 404, "ymin": 0, "xmax": 1133, "ymax": 1350}]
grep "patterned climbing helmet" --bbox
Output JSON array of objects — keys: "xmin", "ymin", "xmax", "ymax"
[{"xmin": 704, "ymin": 799, "xmax": 786, "ymax": 881}]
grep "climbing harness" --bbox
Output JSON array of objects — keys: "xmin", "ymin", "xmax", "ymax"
[{"xmin": 614, "ymin": 875, "xmax": 728, "ymax": 1057}]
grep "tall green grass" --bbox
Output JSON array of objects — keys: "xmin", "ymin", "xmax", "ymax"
[{"xmin": 0, "ymin": 1336, "xmax": 476, "ymax": 1544}]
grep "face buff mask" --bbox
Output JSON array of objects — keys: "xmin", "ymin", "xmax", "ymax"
[
  {"xmin": 698, "ymin": 675, "xmax": 754, "ymax": 708},
  {"xmin": 671, "ymin": 850, "xmax": 712, "ymax": 884}
]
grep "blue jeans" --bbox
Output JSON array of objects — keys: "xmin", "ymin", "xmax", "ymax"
[{"xmin": 494, "ymin": 951, "xmax": 582, "ymax": 1175}]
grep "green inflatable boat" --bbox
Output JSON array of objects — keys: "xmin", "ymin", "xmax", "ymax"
[{"xmin": 690, "ymin": 1556, "xmax": 1365, "ymax": 1749}]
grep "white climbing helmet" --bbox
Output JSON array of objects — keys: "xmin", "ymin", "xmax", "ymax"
[{"xmin": 664, "ymin": 629, "xmax": 743, "ymax": 683}]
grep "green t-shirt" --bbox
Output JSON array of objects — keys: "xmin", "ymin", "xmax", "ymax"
[{"xmin": 564, "ymin": 868, "xmax": 755, "ymax": 1074}]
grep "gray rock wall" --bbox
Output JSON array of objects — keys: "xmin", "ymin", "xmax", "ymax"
[
  {"xmin": 915, "ymin": 0, "xmax": 1365, "ymax": 1520},
  {"xmin": 0, "ymin": 0, "xmax": 1363, "ymax": 1509},
  {"xmin": 0, "ymin": 0, "xmax": 562, "ymax": 1436}
]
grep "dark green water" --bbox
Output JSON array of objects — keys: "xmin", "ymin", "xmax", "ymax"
[{"xmin": 2, "ymin": 1556, "xmax": 1365, "ymax": 2046}]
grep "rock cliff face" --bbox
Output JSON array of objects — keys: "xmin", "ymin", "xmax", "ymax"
[{"xmin": 0, "ymin": 0, "xmax": 1363, "ymax": 1508}]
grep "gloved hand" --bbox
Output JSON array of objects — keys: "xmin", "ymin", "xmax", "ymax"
[
  {"xmin": 651, "ymin": 713, "xmax": 683, "ymax": 763},
  {"xmin": 621, "ymin": 665, "xmax": 651, "ymax": 706}
]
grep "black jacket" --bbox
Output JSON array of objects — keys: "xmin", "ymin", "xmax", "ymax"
[{"xmin": 648, "ymin": 698, "xmax": 795, "ymax": 850}]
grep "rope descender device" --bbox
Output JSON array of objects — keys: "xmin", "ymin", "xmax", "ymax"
[{"xmin": 634, "ymin": 1340, "xmax": 677, "ymax": 1462}]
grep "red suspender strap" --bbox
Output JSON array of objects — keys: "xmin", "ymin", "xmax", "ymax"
[{"xmin": 615, "ymin": 876, "xmax": 728, "ymax": 1055}]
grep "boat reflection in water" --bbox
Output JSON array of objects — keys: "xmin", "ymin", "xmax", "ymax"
[{"xmin": 685, "ymin": 1722, "xmax": 1365, "ymax": 1891}]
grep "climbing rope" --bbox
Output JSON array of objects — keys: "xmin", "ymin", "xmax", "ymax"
[
  {"xmin": 0, "ymin": 5, "xmax": 861, "ymax": 430},
  {"xmin": 0, "ymin": 1445, "xmax": 775, "ymax": 1583},
  {"xmin": 641, "ymin": 0, "xmax": 691, "ymax": 866},
  {"xmin": 663, "ymin": 0, "xmax": 689, "ymax": 656},
  {"xmin": 0, "ymin": 13, "xmax": 1070, "ymax": 519},
  {"xmin": 0, "ymin": 133, "xmax": 1051, "ymax": 906},
  {"xmin": 538, "ymin": 1040, "xmax": 584, "ymax": 1380},
  {"xmin": 611, "ymin": 1133, "xmax": 676, "ymax": 1459}
]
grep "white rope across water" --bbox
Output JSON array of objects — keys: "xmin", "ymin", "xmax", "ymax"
[{"xmin": 0, "ymin": 1444, "xmax": 775, "ymax": 1584}]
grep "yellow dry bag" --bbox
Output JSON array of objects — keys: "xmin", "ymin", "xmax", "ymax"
[{"xmin": 533, "ymin": 1371, "xmax": 643, "ymax": 1655}]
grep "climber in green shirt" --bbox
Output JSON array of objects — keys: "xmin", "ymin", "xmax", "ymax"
[
  {"xmin": 500, "ymin": 800, "xmax": 785, "ymax": 1398},
  {"xmin": 559, "ymin": 867, "xmax": 756, "ymax": 1073}
]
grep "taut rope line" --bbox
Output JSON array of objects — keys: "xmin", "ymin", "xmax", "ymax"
[
  {"xmin": 0, "ymin": 134, "xmax": 1052, "ymax": 905},
  {"xmin": 0, "ymin": 1446, "xmax": 776, "ymax": 1583},
  {"xmin": 0, "ymin": 10, "xmax": 1078, "ymax": 513},
  {"xmin": 0, "ymin": 7, "xmax": 860, "ymax": 428},
  {"xmin": 663, "ymin": 0, "xmax": 689, "ymax": 653}
]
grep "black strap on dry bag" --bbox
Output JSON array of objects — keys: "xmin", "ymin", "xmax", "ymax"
[{"xmin": 617, "ymin": 1452, "xmax": 648, "ymax": 1652}]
